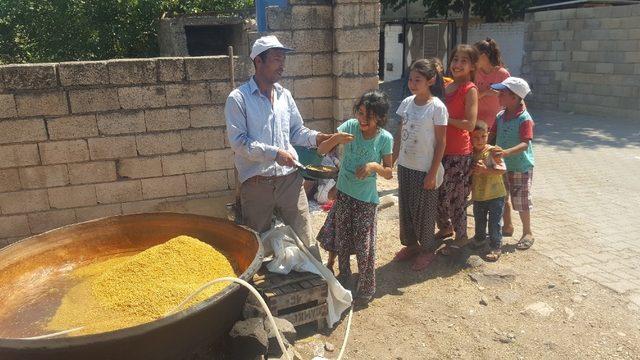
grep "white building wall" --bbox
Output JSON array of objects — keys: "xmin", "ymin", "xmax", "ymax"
[
  {"xmin": 384, "ymin": 24, "xmax": 404, "ymax": 81},
  {"xmin": 459, "ymin": 22, "xmax": 525, "ymax": 76}
]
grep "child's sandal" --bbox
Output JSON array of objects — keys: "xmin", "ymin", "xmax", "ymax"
[
  {"xmin": 516, "ymin": 234, "xmax": 535, "ymax": 250},
  {"xmin": 484, "ymin": 249, "xmax": 502, "ymax": 262}
]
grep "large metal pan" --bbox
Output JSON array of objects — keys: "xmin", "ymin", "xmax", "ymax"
[{"xmin": 0, "ymin": 213, "xmax": 263, "ymax": 360}]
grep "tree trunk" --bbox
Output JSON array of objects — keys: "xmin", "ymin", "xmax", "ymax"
[{"xmin": 461, "ymin": 0, "xmax": 470, "ymax": 43}]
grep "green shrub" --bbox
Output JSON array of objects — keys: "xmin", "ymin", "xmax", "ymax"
[{"xmin": 0, "ymin": 0, "xmax": 253, "ymax": 64}]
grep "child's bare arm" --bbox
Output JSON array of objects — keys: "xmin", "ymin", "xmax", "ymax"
[
  {"xmin": 392, "ymin": 122, "xmax": 403, "ymax": 165},
  {"xmin": 448, "ymin": 87, "xmax": 478, "ymax": 132},
  {"xmin": 317, "ymin": 132, "xmax": 353, "ymax": 155},
  {"xmin": 495, "ymin": 141, "xmax": 529, "ymax": 158},
  {"xmin": 356, "ymin": 155, "xmax": 393, "ymax": 180}
]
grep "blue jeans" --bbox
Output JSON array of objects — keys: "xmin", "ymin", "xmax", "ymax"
[{"xmin": 473, "ymin": 197, "xmax": 505, "ymax": 248}]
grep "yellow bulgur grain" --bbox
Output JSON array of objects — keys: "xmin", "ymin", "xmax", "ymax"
[{"xmin": 46, "ymin": 235, "xmax": 237, "ymax": 335}]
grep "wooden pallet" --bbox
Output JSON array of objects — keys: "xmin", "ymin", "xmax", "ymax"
[{"xmin": 246, "ymin": 265, "xmax": 328, "ymax": 329}]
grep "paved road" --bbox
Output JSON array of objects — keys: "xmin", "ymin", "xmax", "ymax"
[{"xmin": 527, "ymin": 109, "xmax": 640, "ymax": 308}]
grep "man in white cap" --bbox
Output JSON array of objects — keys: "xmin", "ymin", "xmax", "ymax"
[{"xmin": 225, "ymin": 35, "xmax": 337, "ymax": 258}]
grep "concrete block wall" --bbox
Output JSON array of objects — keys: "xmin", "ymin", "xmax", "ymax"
[
  {"xmin": 0, "ymin": 0, "xmax": 381, "ymax": 246},
  {"xmin": 260, "ymin": 0, "xmax": 381, "ymax": 129},
  {"xmin": 0, "ymin": 57, "xmax": 253, "ymax": 246},
  {"xmin": 522, "ymin": 4, "xmax": 640, "ymax": 118}
]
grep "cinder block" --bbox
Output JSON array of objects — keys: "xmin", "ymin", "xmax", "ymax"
[
  {"xmin": 190, "ymin": 105, "xmax": 225, "ymax": 128},
  {"xmin": 210, "ymin": 82, "xmax": 233, "ymax": 104},
  {"xmin": 97, "ymin": 110, "xmax": 146, "ymax": 135},
  {"xmin": 145, "ymin": 107, "xmax": 190, "ymax": 131},
  {"xmin": 294, "ymin": 77, "xmax": 333, "ymax": 98},
  {"xmin": 88, "ymin": 136, "xmax": 137, "ymax": 160},
  {"xmin": 181, "ymin": 128, "xmax": 225, "ymax": 151},
  {"xmin": 0, "ymin": 94, "xmax": 17, "ymax": 118},
  {"xmin": 312, "ymin": 54, "xmax": 332, "ymax": 75},
  {"xmin": 204, "ymin": 148, "xmax": 235, "ymax": 171},
  {"xmin": 28, "ymin": 209, "xmax": 76, "ymax": 234},
  {"xmin": 75, "ymin": 203, "xmax": 122, "ymax": 222},
  {"xmin": 185, "ymin": 171, "xmax": 229, "ymax": 194},
  {"xmin": 69, "ymin": 88, "xmax": 120, "ymax": 113},
  {"xmin": 296, "ymin": 99, "xmax": 314, "ymax": 119},
  {"xmin": 306, "ymin": 119, "xmax": 334, "ymax": 134},
  {"xmin": 0, "ymin": 118, "xmax": 47, "ymax": 144},
  {"xmin": 285, "ymin": 54, "xmax": 313, "ymax": 76},
  {"xmin": 117, "ymin": 157, "xmax": 162, "ymax": 179},
  {"xmin": 165, "ymin": 83, "xmax": 211, "ymax": 106},
  {"xmin": 39, "ymin": 140, "xmax": 90, "ymax": 165},
  {"xmin": 595, "ymin": 63, "xmax": 614, "ymax": 74},
  {"xmin": 47, "ymin": 114, "xmax": 99, "ymax": 140},
  {"xmin": 68, "ymin": 161, "xmax": 117, "ymax": 184},
  {"xmin": 333, "ymin": 53, "xmax": 359, "ymax": 76},
  {"xmin": 141, "ymin": 175, "xmax": 187, "ymax": 199},
  {"xmin": 108, "ymin": 59, "xmax": 157, "ymax": 85},
  {"xmin": 0, "ymin": 215, "xmax": 30, "ymax": 237},
  {"xmin": 267, "ymin": 6, "xmax": 292, "ymax": 31},
  {"xmin": 313, "ymin": 98, "xmax": 333, "ymax": 119},
  {"xmin": 335, "ymin": 28, "xmax": 378, "ymax": 53},
  {"xmin": 291, "ymin": 6, "xmax": 332, "ymax": 30},
  {"xmin": 0, "ymin": 189, "xmax": 49, "ymax": 214},
  {"xmin": 359, "ymin": 52, "xmax": 379, "ymax": 75},
  {"xmin": 334, "ymin": 4, "xmax": 359, "ymax": 28},
  {"xmin": 0, "ymin": 64, "xmax": 57, "ymax": 90},
  {"xmin": 118, "ymin": 86, "xmax": 167, "ymax": 109},
  {"xmin": 185, "ymin": 57, "xmax": 229, "ymax": 81},
  {"xmin": 15, "ymin": 91, "xmax": 68, "ymax": 117},
  {"xmin": 227, "ymin": 169, "xmax": 237, "ymax": 189},
  {"xmin": 121, "ymin": 198, "xmax": 165, "ymax": 214},
  {"xmin": 157, "ymin": 58, "xmax": 185, "ymax": 82},
  {"xmin": 19, "ymin": 165, "xmax": 69, "ymax": 189},
  {"xmin": 625, "ymin": 52, "xmax": 640, "ymax": 63},
  {"xmin": 136, "ymin": 132, "xmax": 182, "ymax": 156},
  {"xmin": 360, "ymin": 3, "xmax": 380, "ymax": 27},
  {"xmin": 0, "ymin": 169, "xmax": 21, "ymax": 192},
  {"xmin": 58, "ymin": 61, "xmax": 109, "ymax": 86},
  {"xmin": 95, "ymin": 180, "xmax": 143, "ymax": 204},
  {"xmin": 571, "ymin": 51, "xmax": 589, "ymax": 61},
  {"xmin": 333, "ymin": 98, "xmax": 356, "ymax": 121},
  {"xmin": 0, "ymin": 144, "xmax": 40, "ymax": 169},
  {"xmin": 48, "ymin": 184, "xmax": 97, "ymax": 209},
  {"xmin": 162, "ymin": 152, "xmax": 206, "ymax": 175},
  {"xmin": 293, "ymin": 30, "xmax": 333, "ymax": 53},
  {"xmin": 335, "ymin": 76, "xmax": 378, "ymax": 99},
  {"xmin": 279, "ymin": 78, "xmax": 294, "ymax": 93}
]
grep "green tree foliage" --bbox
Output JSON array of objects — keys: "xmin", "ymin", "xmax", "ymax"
[
  {"xmin": 0, "ymin": 0, "xmax": 252, "ymax": 64},
  {"xmin": 382, "ymin": 0, "xmax": 533, "ymax": 22}
]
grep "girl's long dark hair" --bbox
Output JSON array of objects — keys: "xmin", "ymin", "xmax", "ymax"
[
  {"xmin": 408, "ymin": 58, "xmax": 445, "ymax": 102},
  {"xmin": 474, "ymin": 37, "xmax": 504, "ymax": 67},
  {"xmin": 353, "ymin": 90, "xmax": 390, "ymax": 128},
  {"xmin": 448, "ymin": 44, "xmax": 480, "ymax": 82}
]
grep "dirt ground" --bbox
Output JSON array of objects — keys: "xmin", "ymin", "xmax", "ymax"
[{"xmin": 291, "ymin": 175, "xmax": 640, "ymax": 360}]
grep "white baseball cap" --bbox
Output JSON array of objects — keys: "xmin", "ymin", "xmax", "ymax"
[
  {"xmin": 491, "ymin": 77, "xmax": 531, "ymax": 99},
  {"xmin": 249, "ymin": 35, "xmax": 294, "ymax": 60}
]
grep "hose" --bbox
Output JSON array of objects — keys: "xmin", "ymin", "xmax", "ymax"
[{"xmin": 166, "ymin": 277, "xmax": 292, "ymax": 360}]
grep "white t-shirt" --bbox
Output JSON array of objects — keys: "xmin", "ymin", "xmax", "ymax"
[{"xmin": 396, "ymin": 96, "xmax": 448, "ymax": 185}]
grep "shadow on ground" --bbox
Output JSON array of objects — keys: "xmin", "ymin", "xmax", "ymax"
[{"xmin": 531, "ymin": 109, "xmax": 640, "ymax": 150}]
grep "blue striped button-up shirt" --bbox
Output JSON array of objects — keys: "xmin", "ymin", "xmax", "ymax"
[{"xmin": 225, "ymin": 77, "xmax": 318, "ymax": 183}]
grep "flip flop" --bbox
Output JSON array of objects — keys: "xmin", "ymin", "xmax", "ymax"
[
  {"xmin": 435, "ymin": 229, "xmax": 454, "ymax": 240},
  {"xmin": 484, "ymin": 248, "xmax": 502, "ymax": 262},
  {"xmin": 516, "ymin": 234, "xmax": 535, "ymax": 250},
  {"xmin": 438, "ymin": 236, "xmax": 471, "ymax": 256},
  {"xmin": 393, "ymin": 246, "xmax": 420, "ymax": 262},
  {"xmin": 411, "ymin": 251, "xmax": 437, "ymax": 271}
]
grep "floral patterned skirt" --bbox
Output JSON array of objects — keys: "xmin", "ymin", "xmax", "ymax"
[{"xmin": 317, "ymin": 191, "xmax": 377, "ymax": 297}]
